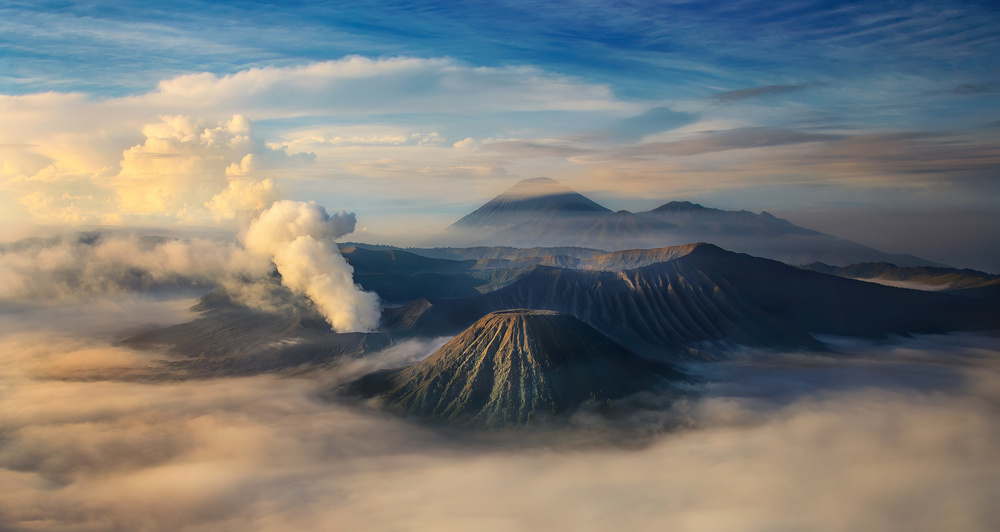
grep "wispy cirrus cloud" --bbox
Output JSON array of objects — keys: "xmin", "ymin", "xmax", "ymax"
[
  {"xmin": 928, "ymin": 83, "xmax": 999, "ymax": 95},
  {"xmin": 481, "ymin": 139, "xmax": 597, "ymax": 158},
  {"xmin": 624, "ymin": 127, "xmax": 843, "ymax": 157},
  {"xmin": 710, "ymin": 83, "xmax": 823, "ymax": 103}
]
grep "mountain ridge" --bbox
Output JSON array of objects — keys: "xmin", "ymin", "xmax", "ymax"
[
  {"xmin": 443, "ymin": 177, "xmax": 945, "ymax": 268},
  {"xmin": 383, "ymin": 243, "xmax": 998, "ymax": 359}
]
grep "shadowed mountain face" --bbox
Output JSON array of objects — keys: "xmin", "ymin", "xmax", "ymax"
[
  {"xmin": 339, "ymin": 246, "xmax": 487, "ymax": 302},
  {"xmin": 355, "ymin": 310, "xmax": 682, "ymax": 427},
  {"xmin": 384, "ymin": 244, "xmax": 999, "ymax": 360},
  {"xmin": 644, "ymin": 201, "xmax": 817, "ymax": 237},
  {"xmin": 339, "ymin": 243, "xmax": 722, "ymax": 302},
  {"xmin": 124, "ymin": 296, "xmax": 392, "ymax": 376},
  {"xmin": 443, "ymin": 177, "xmax": 942, "ymax": 267}
]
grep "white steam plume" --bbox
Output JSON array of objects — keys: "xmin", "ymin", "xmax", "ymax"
[{"xmin": 243, "ymin": 200, "xmax": 380, "ymax": 332}]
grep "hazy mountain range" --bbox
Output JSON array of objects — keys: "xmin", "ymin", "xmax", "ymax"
[
  {"xmin": 382, "ymin": 243, "xmax": 997, "ymax": 360},
  {"xmin": 442, "ymin": 177, "xmax": 942, "ymax": 267}
]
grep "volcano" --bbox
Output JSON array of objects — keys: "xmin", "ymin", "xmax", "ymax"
[
  {"xmin": 450, "ymin": 177, "xmax": 611, "ymax": 230},
  {"xmin": 355, "ymin": 309, "xmax": 682, "ymax": 427}
]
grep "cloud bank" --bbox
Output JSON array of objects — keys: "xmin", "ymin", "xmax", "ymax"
[
  {"xmin": 0, "ymin": 202, "xmax": 381, "ymax": 334},
  {"xmin": 0, "ymin": 232, "xmax": 271, "ymax": 301},
  {"xmin": 0, "ymin": 297, "xmax": 998, "ymax": 531}
]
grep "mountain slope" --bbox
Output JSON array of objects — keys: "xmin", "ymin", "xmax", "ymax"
[
  {"xmin": 125, "ymin": 306, "xmax": 393, "ymax": 376},
  {"xmin": 356, "ymin": 310, "xmax": 681, "ymax": 427},
  {"xmin": 384, "ymin": 244, "xmax": 998, "ymax": 359},
  {"xmin": 641, "ymin": 201, "xmax": 818, "ymax": 237}
]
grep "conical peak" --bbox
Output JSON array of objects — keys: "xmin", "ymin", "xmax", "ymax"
[
  {"xmin": 520, "ymin": 177, "xmax": 558, "ymax": 185},
  {"xmin": 440, "ymin": 309, "xmax": 595, "ymax": 365},
  {"xmin": 500, "ymin": 177, "xmax": 576, "ymax": 199},
  {"xmin": 359, "ymin": 309, "xmax": 677, "ymax": 427},
  {"xmin": 451, "ymin": 177, "xmax": 611, "ymax": 229}
]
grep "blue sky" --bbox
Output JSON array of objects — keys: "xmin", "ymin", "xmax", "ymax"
[
  {"xmin": 4, "ymin": 0, "xmax": 998, "ymax": 98},
  {"xmin": 1, "ymin": 0, "xmax": 999, "ymax": 269}
]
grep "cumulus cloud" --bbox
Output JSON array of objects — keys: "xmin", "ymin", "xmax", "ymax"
[
  {"xmin": 453, "ymin": 137, "xmax": 477, "ymax": 149},
  {"xmin": 0, "ymin": 300, "xmax": 998, "ymax": 532},
  {"xmin": 3, "ymin": 114, "xmax": 310, "ymax": 226},
  {"xmin": 107, "ymin": 114, "xmax": 308, "ymax": 220},
  {"xmin": 205, "ymin": 178, "xmax": 280, "ymax": 220},
  {"xmin": 244, "ymin": 200, "xmax": 380, "ymax": 333}
]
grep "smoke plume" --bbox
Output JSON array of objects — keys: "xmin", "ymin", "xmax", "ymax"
[{"xmin": 243, "ymin": 200, "xmax": 381, "ymax": 332}]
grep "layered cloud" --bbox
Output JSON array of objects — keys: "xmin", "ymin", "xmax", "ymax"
[
  {"xmin": 0, "ymin": 57, "xmax": 629, "ymax": 140},
  {"xmin": 139, "ymin": 57, "xmax": 629, "ymax": 116},
  {"xmin": 0, "ymin": 299, "xmax": 997, "ymax": 531},
  {"xmin": 0, "ymin": 233, "xmax": 271, "ymax": 301},
  {"xmin": 623, "ymin": 127, "xmax": 844, "ymax": 157}
]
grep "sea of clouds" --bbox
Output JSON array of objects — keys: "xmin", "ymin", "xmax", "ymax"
[{"xmin": 0, "ymin": 292, "xmax": 997, "ymax": 532}]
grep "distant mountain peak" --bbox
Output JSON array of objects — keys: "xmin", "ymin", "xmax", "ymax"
[
  {"xmin": 652, "ymin": 201, "xmax": 713, "ymax": 212},
  {"xmin": 451, "ymin": 177, "xmax": 611, "ymax": 229},
  {"xmin": 499, "ymin": 176, "xmax": 580, "ymax": 198},
  {"xmin": 517, "ymin": 176, "xmax": 558, "ymax": 185}
]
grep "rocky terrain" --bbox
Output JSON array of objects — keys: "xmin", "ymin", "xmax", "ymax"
[{"xmin": 353, "ymin": 310, "xmax": 684, "ymax": 427}]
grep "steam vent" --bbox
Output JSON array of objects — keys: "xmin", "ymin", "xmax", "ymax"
[{"xmin": 356, "ymin": 309, "xmax": 683, "ymax": 427}]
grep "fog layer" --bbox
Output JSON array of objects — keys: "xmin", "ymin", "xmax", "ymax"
[{"xmin": 0, "ymin": 298, "xmax": 997, "ymax": 532}]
